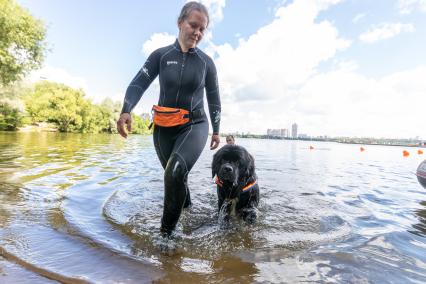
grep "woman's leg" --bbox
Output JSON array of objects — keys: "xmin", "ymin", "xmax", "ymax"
[
  {"xmin": 153, "ymin": 127, "xmax": 174, "ymax": 169},
  {"xmin": 160, "ymin": 121, "xmax": 208, "ymax": 235},
  {"xmin": 153, "ymin": 126, "xmax": 194, "ymax": 206}
]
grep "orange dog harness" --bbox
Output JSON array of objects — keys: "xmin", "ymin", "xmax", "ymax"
[{"xmin": 215, "ymin": 176, "xmax": 257, "ymax": 192}]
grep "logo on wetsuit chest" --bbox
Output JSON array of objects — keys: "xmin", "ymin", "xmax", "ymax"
[{"xmin": 167, "ymin": 60, "xmax": 178, "ymax": 65}]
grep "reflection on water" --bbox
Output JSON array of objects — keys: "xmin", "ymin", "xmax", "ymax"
[
  {"xmin": 412, "ymin": 200, "xmax": 426, "ymax": 237},
  {"xmin": 0, "ymin": 131, "xmax": 426, "ymax": 283}
]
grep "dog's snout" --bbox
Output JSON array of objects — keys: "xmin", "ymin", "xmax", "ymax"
[{"xmin": 224, "ymin": 165, "xmax": 233, "ymax": 173}]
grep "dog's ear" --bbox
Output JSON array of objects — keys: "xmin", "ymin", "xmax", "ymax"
[
  {"xmin": 246, "ymin": 153, "xmax": 255, "ymax": 177},
  {"xmin": 212, "ymin": 151, "xmax": 220, "ymax": 178}
]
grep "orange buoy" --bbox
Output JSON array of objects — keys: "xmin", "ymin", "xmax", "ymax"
[
  {"xmin": 419, "ymin": 149, "xmax": 424, "ymax": 155},
  {"xmin": 403, "ymin": 150, "xmax": 410, "ymax": 157},
  {"xmin": 360, "ymin": 147, "xmax": 365, "ymax": 152},
  {"xmin": 309, "ymin": 146, "xmax": 314, "ymax": 150}
]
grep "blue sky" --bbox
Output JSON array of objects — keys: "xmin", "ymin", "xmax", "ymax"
[{"xmin": 18, "ymin": 0, "xmax": 426, "ymax": 138}]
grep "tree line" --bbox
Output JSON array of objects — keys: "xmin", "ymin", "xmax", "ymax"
[
  {"xmin": 2, "ymin": 81, "xmax": 151, "ymax": 134},
  {"xmin": 0, "ymin": 0, "xmax": 151, "ymax": 134},
  {"xmin": 0, "ymin": 81, "xmax": 152, "ymax": 134}
]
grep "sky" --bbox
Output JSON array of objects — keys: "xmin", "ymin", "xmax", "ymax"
[{"xmin": 18, "ymin": 0, "xmax": 426, "ymax": 139}]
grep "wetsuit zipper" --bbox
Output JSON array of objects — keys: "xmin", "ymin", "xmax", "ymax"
[{"xmin": 175, "ymin": 52, "xmax": 187, "ymax": 106}]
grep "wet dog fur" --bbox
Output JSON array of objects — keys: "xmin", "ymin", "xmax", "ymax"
[{"xmin": 212, "ymin": 144, "xmax": 259, "ymax": 224}]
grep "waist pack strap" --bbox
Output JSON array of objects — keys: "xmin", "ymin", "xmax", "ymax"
[
  {"xmin": 149, "ymin": 107, "xmax": 205, "ymax": 130},
  {"xmin": 183, "ymin": 108, "xmax": 205, "ymax": 120}
]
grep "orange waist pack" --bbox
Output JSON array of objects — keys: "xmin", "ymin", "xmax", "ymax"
[{"xmin": 151, "ymin": 105, "xmax": 190, "ymax": 128}]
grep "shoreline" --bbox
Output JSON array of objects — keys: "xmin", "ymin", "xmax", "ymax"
[
  {"xmin": 335, "ymin": 141, "xmax": 426, "ymax": 148},
  {"xmin": 3, "ymin": 129, "xmax": 425, "ymax": 148},
  {"xmin": 16, "ymin": 123, "xmax": 58, "ymax": 133}
]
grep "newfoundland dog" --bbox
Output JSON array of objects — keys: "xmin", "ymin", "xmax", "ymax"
[{"xmin": 212, "ymin": 144, "xmax": 259, "ymax": 224}]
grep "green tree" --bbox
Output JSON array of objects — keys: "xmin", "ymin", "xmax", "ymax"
[
  {"xmin": 0, "ymin": 97, "xmax": 23, "ymax": 130},
  {"xmin": 25, "ymin": 81, "xmax": 86, "ymax": 132},
  {"xmin": 131, "ymin": 113, "xmax": 152, "ymax": 134},
  {"xmin": 0, "ymin": 0, "xmax": 47, "ymax": 86},
  {"xmin": 24, "ymin": 81, "xmax": 152, "ymax": 134},
  {"xmin": 80, "ymin": 103, "xmax": 111, "ymax": 133},
  {"xmin": 0, "ymin": 82, "xmax": 28, "ymax": 130},
  {"xmin": 99, "ymin": 97, "xmax": 122, "ymax": 133}
]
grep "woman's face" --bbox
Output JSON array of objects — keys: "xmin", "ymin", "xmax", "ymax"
[
  {"xmin": 178, "ymin": 10, "xmax": 208, "ymax": 50},
  {"xmin": 226, "ymin": 137, "xmax": 235, "ymax": 145}
]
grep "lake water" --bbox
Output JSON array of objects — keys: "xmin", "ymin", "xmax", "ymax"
[{"xmin": 0, "ymin": 132, "xmax": 425, "ymax": 283}]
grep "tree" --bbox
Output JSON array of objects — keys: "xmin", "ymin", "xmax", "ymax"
[
  {"xmin": 0, "ymin": 82, "xmax": 28, "ymax": 130},
  {"xmin": 0, "ymin": 98, "xmax": 23, "ymax": 130},
  {"xmin": 131, "ymin": 113, "xmax": 152, "ymax": 135},
  {"xmin": 24, "ymin": 81, "xmax": 152, "ymax": 134},
  {"xmin": 25, "ymin": 81, "xmax": 86, "ymax": 132},
  {"xmin": 99, "ymin": 98, "xmax": 122, "ymax": 133},
  {"xmin": 0, "ymin": 0, "xmax": 47, "ymax": 85},
  {"xmin": 80, "ymin": 102, "xmax": 111, "ymax": 133}
]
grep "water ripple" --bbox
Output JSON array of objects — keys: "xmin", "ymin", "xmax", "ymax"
[{"xmin": 1, "ymin": 133, "xmax": 425, "ymax": 282}]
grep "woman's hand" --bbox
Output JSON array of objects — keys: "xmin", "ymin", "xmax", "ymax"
[
  {"xmin": 117, "ymin": 113, "xmax": 132, "ymax": 138},
  {"xmin": 210, "ymin": 134, "xmax": 220, "ymax": 150}
]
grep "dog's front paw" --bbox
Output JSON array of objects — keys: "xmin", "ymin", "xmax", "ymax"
[
  {"xmin": 155, "ymin": 234, "xmax": 179, "ymax": 255},
  {"xmin": 218, "ymin": 200, "xmax": 232, "ymax": 229},
  {"xmin": 242, "ymin": 208, "xmax": 257, "ymax": 224}
]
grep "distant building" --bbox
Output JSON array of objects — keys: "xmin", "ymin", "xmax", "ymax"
[
  {"xmin": 298, "ymin": 133, "xmax": 308, "ymax": 138},
  {"xmin": 267, "ymin": 128, "xmax": 288, "ymax": 138},
  {"xmin": 291, "ymin": 123, "xmax": 298, "ymax": 138}
]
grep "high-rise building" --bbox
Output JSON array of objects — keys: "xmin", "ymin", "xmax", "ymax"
[
  {"xmin": 267, "ymin": 128, "xmax": 288, "ymax": 138},
  {"xmin": 292, "ymin": 123, "xmax": 298, "ymax": 138}
]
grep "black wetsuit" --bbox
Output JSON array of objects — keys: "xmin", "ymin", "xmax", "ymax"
[{"xmin": 121, "ymin": 39, "xmax": 221, "ymax": 235}]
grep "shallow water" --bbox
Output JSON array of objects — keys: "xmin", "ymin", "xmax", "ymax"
[{"xmin": 0, "ymin": 132, "xmax": 425, "ymax": 283}]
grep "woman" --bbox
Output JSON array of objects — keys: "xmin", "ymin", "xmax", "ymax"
[
  {"xmin": 226, "ymin": 135, "xmax": 235, "ymax": 145},
  {"xmin": 117, "ymin": 2, "xmax": 221, "ymax": 236}
]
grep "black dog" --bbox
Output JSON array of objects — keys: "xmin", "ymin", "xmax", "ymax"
[{"xmin": 212, "ymin": 144, "xmax": 259, "ymax": 224}]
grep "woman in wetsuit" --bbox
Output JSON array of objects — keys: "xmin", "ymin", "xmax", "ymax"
[{"xmin": 117, "ymin": 2, "xmax": 221, "ymax": 236}]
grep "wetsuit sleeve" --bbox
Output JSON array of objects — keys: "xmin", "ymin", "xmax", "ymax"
[
  {"xmin": 205, "ymin": 58, "xmax": 221, "ymax": 134},
  {"xmin": 121, "ymin": 50, "xmax": 161, "ymax": 114}
]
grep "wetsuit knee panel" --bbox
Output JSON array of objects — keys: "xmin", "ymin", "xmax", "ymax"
[{"xmin": 164, "ymin": 154, "xmax": 188, "ymax": 186}]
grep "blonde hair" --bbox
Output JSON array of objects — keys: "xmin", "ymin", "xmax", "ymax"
[{"xmin": 178, "ymin": 1, "xmax": 210, "ymax": 26}]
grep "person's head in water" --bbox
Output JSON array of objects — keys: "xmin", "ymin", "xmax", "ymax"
[
  {"xmin": 226, "ymin": 135, "xmax": 235, "ymax": 145},
  {"xmin": 177, "ymin": 2, "xmax": 209, "ymax": 51}
]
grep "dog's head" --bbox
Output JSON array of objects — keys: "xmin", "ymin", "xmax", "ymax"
[{"xmin": 212, "ymin": 145, "xmax": 256, "ymax": 198}]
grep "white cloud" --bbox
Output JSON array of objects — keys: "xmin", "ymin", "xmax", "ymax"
[
  {"xmin": 397, "ymin": 0, "xmax": 426, "ymax": 14},
  {"xmin": 210, "ymin": 0, "xmax": 349, "ymax": 132},
  {"xmin": 219, "ymin": 63, "xmax": 426, "ymax": 138},
  {"xmin": 142, "ymin": 33, "xmax": 176, "ymax": 56},
  {"xmin": 359, "ymin": 23, "xmax": 415, "ymax": 43},
  {"xmin": 315, "ymin": 0, "xmax": 343, "ymax": 10},
  {"xmin": 205, "ymin": 0, "xmax": 425, "ymax": 139},
  {"xmin": 214, "ymin": 0, "xmax": 349, "ymax": 91},
  {"xmin": 195, "ymin": 0, "xmax": 226, "ymax": 26},
  {"xmin": 26, "ymin": 66, "xmax": 124, "ymax": 105},
  {"xmin": 352, "ymin": 13, "xmax": 366, "ymax": 23},
  {"xmin": 26, "ymin": 65, "xmax": 88, "ymax": 92},
  {"xmin": 293, "ymin": 66, "xmax": 426, "ymax": 138}
]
